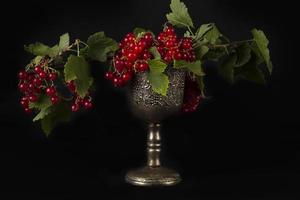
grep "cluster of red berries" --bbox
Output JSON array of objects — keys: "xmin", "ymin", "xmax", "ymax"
[
  {"xmin": 157, "ymin": 26, "xmax": 196, "ymax": 63},
  {"xmin": 18, "ymin": 61, "xmax": 59, "ymax": 113},
  {"xmin": 67, "ymin": 80, "xmax": 93, "ymax": 112},
  {"xmin": 182, "ymin": 75, "xmax": 203, "ymax": 113},
  {"xmin": 18, "ymin": 60, "xmax": 93, "ymax": 114},
  {"xmin": 105, "ymin": 32, "xmax": 154, "ymax": 86}
]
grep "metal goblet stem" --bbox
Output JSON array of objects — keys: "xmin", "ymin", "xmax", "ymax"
[
  {"xmin": 125, "ymin": 68, "xmax": 185, "ymax": 186},
  {"xmin": 125, "ymin": 123, "xmax": 181, "ymax": 186}
]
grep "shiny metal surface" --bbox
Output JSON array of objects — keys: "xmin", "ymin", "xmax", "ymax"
[
  {"xmin": 126, "ymin": 69, "xmax": 185, "ymax": 186},
  {"xmin": 125, "ymin": 123, "xmax": 181, "ymax": 186}
]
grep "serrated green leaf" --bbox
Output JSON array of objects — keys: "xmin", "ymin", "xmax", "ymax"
[
  {"xmin": 49, "ymin": 45, "xmax": 60, "ymax": 58},
  {"xmin": 195, "ymin": 23, "xmax": 213, "ymax": 41},
  {"xmin": 74, "ymin": 78, "xmax": 93, "ymax": 98},
  {"xmin": 30, "ymin": 95, "xmax": 52, "ymax": 122},
  {"xmin": 24, "ymin": 43, "xmax": 59, "ymax": 58},
  {"xmin": 205, "ymin": 48, "xmax": 226, "ymax": 61},
  {"xmin": 196, "ymin": 75, "xmax": 205, "ymax": 97},
  {"xmin": 86, "ymin": 32, "xmax": 118, "ymax": 62},
  {"xmin": 59, "ymin": 33, "xmax": 70, "ymax": 51},
  {"xmin": 64, "ymin": 55, "xmax": 92, "ymax": 97},
  {"xmin": 235, "ymin": 55, "xmax": 266, "ymax": 85},
  {"xmin": 40, "ymin": 102, "xmax": 71, "ymax": 136},
  {"xmin": 218, "ymin": 54, "xmax": 237, "ymax": 83},
  {"xmin": 202, "ymin": 24, "xmax": 221, "ymax": 44},
  {"xmin": 147, "ymin": 59, "xmax": 169, "ymax": 96},
  {"xmin": 33, "ymin": 56, "xmax": 43, "ymax": 65},
  {"xmin": 235, "ymin": 43, "xmax": 252, "ymax": 67},
  {"xmin": 174, "ymin": 60, "xmax": 204, "ymax": 76},
  {"xmin": 24, "ymin": 43, "xmax": 51, "ymax": 56},
  {"xmin": 148, "ymin": 59, "xmax": 168, "ymax": 74},
  {"xmin": 149, "ymin": 47, "xmax": 161, "ymax": 60},
  {"xmin": 251, "ymin": 29, "xmax": 272, "ymax": 73},
  {"xmin": 195, "ymin": 45, "xmax": 209, "ymax": 60},
  {"xmin": 147, "ymin": 73, "xmax": 170, "ymax": 96},
  {"xmin": 29, "ymin": 95, "xmax": 51, "ymax": 110},
  {"xmin": 133, "ymin": 27, "xmax": 146, "ymax": 36},
  {"xmin": 166, "ymin": 0, "xmax": 194, "ymax": 28},
  {"xmin": 184, "ymin": 31, "xmax": 191, "ymax": 37},
  {"xmin": 33, "ymin": 107, "xmax": 52, "ymax": 122}
]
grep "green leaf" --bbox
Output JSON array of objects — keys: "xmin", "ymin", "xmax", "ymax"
[
  {"xmin": 196, "ymin": 76, "xmax": 205, "ymax": 97},
  {"xmin": 195, "ymin": 45, "xmax": 209, "ymax": 60},
  {"xmin": 24, "ymin": 43, "xmax": 59, "ymax": 58},
  {"xmin": 202, "ymin": 24, "xmax": 221, "ymax": 44},
  {"xmin": 74, "ymin": 78, "xmax": 93, "ymax": 98},
  {"xmin": 235, "ymin": 43, "xmax": 252, "ymax": 67},
  {"xmin": 166, "ymin": 0, "xmax": 194, "ymax": 28},
  {"xmin": 24, "ymin": 43, "xmax": 50, "ymax": 56},
  {"xmin": 235, "ymin": 55, "xmax": 266, "ymax": 85},
  {"xmin": 40, "ymin": 102, "xmax": 71, "ymax": 136},
  {"xmin": 133, "ymin": 27, "xmax": 146, "ymax": 36},
  {"xmin": 86, "ymin": 32, "xmax": 118, "ymax": 62},
  {"xmin": 174, "ymin": 60, "xmax": 204, "ymax": 76},
  {"xmin": 195, "ymin": 23, "xmax": 213, "ymax": 41},
  {"xmin": 29, "ymin": 95, "xmax": 52, "ymax": 122},
  {"xmin": 147, "ymin": 73, "xmax": 169, "ymax": 96},
  {"xmin": 59, "ymin": 33, "xmax": 70, "ymax": 51},
  {"xmin": 251, "ymin": 29, "xmax": 272, "ymax": 73},
  {"xmin": 184, "ymin": 31, "xmax": 191, "ymax": 37},
  {"xmin": 218, "ymin": 54, "xmax": 237, "ymax": 83},
  {"xmin": 147, "ymin": 59, "xmax": 169, "ymax": 96},
  {"xmin": 33, "ymin": 56, "xmax": 43, "ymax": 65},
  {"xmin": 149, "ymin": 47, "xmax": 161, "ymax": 60},
  {"xmin": 33, "ymin": 107, "xmax": 52, "ymax": 122},
  {"xmin": 49, "ymin": 45, "xmax": 60, "ymax": 58},
  {"xmin": 64, "ymin": 55, "xmax": 93, "ymax": 98},
  {"xmin": 148, "ymin": 59, "xmax": 168, "ymax": 74}
]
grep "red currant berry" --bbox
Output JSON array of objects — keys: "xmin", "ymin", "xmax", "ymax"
[
  {"xmin": 83, "ymin": 99, "xmax": 93, "ymax": 109},
  {"xmin": 71, "ymin": 103, "xmax": 80, "ymax": 112},
  {"xmin": 28, "ymin": 83, "xmax": 35, "ymax": 90},
  {"xmin": 45, "ymin": 86, "xmax": 56, "ymax": 96},
  {"xmin": 28, "ymin": 94, "xmax": 38, "ymax": 102},
  {"xmin": 24, "ymin": 107, "xmax": 32, "ymax": 114},
  {"xmin": 105, "ymin": 71, "xmax": 114, "ymax": 80},
  {"xmin": 50, "ymin": 95, "xmax": 59, "ymax": 105},
  {"xmin": 164, "ymin": 26, "xmax": 175, "ymax": 35},
  {"xmin": 174, "ymin": 52, "xmax": 182, "ymax": 60},
  {"xmin": 18, "ymin": 83, "xmax": 28, "ymax": 92},
  {"xmin": 34, "ymin": 66, "xmax": 42, "ymax": 73},
  {"xmin": 33, "ymin": 78, "xmax": 42, "ymax": 86},
  {"xmin": 124, "ymin": 61, "xmax": 133, "ymax": 69},
  {"xmin": 38, "ymin": 71, "xmax": 47, "ymax": 79},
  {"xmin": 122, "ymin": 71, "xmax": 133, "ymax": 82},
  {"xmin": 20, "ymin": 97, "xmax": 29, "ymax": 108},
  {"xmin": 127, "ymin": 53, "xmax": 137, "ymax": 62},
  {"xmin": 136, "ymin": 62, "xmax": 149, "ymax": 72},
  {"xmin": 114, "ymin": 59, "xmax": 125, "ymax": 72},
  {"xmin": 48, "ymin": 72, "xmax": 57, "ymax": 81},
  {"xmin": 143, "ymin": 33, "xmax": 153, "ymax": 44},
  {"xmin": 67, "ymin": 81, "xmax": 76, "ymax": 93},
  {"xmin": 18, "ymin": 70, "xmax": 28, "ymax": 80}
]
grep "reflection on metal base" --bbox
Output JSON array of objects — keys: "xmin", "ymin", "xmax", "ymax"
[{"xmin": 125, "ymin": 166, "xmax": 181, "ymax": 186}]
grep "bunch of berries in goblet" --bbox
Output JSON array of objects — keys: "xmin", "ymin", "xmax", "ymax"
[
  {"xmin": 105, "ymin": 31, "xmax": 155, "ymax": 87},
  {"xmin": 104, "ymin": 25, "xmax": 202, "ymax": 113}
]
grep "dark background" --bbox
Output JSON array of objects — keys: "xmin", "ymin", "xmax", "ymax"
[{"xmin": 0, "ymin": 0, "xmax": 299, "ymax": 199}]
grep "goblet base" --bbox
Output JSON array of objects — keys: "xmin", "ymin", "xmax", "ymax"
[{"xmin": 125, "ymin": 166, "xmax": 181, "ymax": 186}]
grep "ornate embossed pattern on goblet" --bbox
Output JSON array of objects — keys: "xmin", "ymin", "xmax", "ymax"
[
  {"xmin": 126, "ymin": 68, "xmax": 185, "ymax": 186},
  {"xmin": 128, "ymin": 68, "xmax": 185, "ymax": 123}
]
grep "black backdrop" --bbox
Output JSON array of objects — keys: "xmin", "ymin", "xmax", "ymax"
[{"xmin": 1, "ymin": 0, "xmax": 299, "ymax": 199}]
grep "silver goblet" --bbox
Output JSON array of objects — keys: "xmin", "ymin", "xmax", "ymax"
[{"xmin": 125, "ymin": 68, "xmax": 185, "ymax": 186}]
